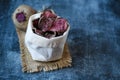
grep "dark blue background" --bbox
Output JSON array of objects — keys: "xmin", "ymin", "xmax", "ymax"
[{"xmin": 0, "ymin": 0, "xmax": 120, "ymax": 80}]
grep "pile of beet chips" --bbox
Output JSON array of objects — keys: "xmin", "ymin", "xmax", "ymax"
[{"xmin": 32, "ymin": 9, "xmax": 68, "ymax": 39}]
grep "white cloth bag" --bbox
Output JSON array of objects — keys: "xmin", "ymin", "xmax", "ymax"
[{"xmin": 25, "ymin": 12, "xmax": 70, "ymax": 61}]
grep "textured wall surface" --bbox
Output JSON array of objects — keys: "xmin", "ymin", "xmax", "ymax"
[{"xmin": 0, "ymin": 0, "xmax": 120, "ymax": 80}]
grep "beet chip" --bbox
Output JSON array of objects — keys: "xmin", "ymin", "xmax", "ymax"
[
  {"xmin": 32, "ymin": 9, "xmax": 68, "ymax": 38},
  {"xmin": 41, "ymin": 9, "xmax": 57, "ymax": 18},
  {"xmin": 50, "ymin": 18, "xmax": 68, "ymax": 33}
]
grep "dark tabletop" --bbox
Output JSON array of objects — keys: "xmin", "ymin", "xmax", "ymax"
[{"xmin": 0, "ymin": 0, "xmax": 120, "ymax": 80}]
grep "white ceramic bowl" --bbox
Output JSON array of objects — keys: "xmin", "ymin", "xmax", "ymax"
[{"xmin": 25, "ymin": 12, "xmax": 70, "ymax": 61}]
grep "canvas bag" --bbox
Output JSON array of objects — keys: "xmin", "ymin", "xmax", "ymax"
[{"xmin": 25, "ymin": 12, "xmax": 70, "ymax": 61}]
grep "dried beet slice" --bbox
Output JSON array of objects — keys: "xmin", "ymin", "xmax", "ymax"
[
  {"xmin": 32, "ymin": 9, "xmax": 68, "ymax": 38},
  {"xmin": 32, "ymin": 18, "xmax": 39, "ymax": 29},
  {"xmin": 38, "ymin": 10, "xmax": 57, "ymax": 32},
  {"xmin": 38, "ymin": 17, "xmax": 55, "ymax": 32},
  {"xmin": 41, "ymin": 9, "xmax": 57, "ymax": 18},
  {"xmin": 50, "ymin": 18, "xmax": 68, "ymax": 33}
]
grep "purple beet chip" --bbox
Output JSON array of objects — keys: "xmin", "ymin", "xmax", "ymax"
[
  {"xmin": 32, "ymin": 18, "xmax": 39, "ymax": 29},
  {"xmin": 38, "ymin": 17, "xmax": 55, "ymax": 32},
  {"xmin": 32, "ymin": 9, "xmax": 68, "ymax": 38},
  {"xmin": 41, "ymin": 10, "xmax": 57, "ymax": 18},
  {"xmin": 50, "ymin": 18, "xmax": 68, "ymax": 33}
]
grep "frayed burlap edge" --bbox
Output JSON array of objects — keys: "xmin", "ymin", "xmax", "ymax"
[{"xmin": 16, "ymin": 28, "xmax": 72, "ymax": 73}]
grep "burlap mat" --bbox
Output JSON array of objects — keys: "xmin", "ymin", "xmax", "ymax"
[{"xmin": 16, "ymin": 29, "xmax": 72, "ymax": 73}]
